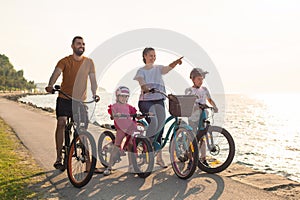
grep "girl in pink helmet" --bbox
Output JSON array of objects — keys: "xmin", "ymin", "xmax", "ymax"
[{"xmin": 104, "ymin": 86, "xmax": 138, "ymax": 175}]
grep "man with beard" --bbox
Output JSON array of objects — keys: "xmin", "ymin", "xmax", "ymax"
[{"xmin": 45, "ymin": 36, "xmax": 98, "ymax": 170}]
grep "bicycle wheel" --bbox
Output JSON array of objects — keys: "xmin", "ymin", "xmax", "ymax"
[
  {"xmin": 169, "ymin": 127, "xmax": 199, "ymax": 179},
  {"xmin": 97, "ymin": 131, "xmax": 115, "ymax": 168},
  {"xmin": 197, "ymin": 126, "xmax": 235, "ymax": 173},
  {"xmin": 131, "ymin": 136, "xmax": 154, "ymax": 178},
  {"xmin": 67, "ymin": 130, "xmax": 96, "ymax": 188}
]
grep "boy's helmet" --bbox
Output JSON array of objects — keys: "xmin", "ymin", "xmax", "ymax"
[
  {"xmin": 190, "ymin": 68, "xmax": 209, "ymax": 79},
  {"xmin": 115, "ymin": 86, "xmax": 130, "ymax": 96}
]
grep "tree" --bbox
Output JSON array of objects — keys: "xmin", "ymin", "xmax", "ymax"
[{"xmin": 0, "ymin": 54, "xmax": 36, "ymax": 91}]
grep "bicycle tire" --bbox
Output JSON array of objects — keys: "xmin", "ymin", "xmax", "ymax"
[
  {"xmin": 67, "ymin": 130, "xmax": 96, "ymax": 188},
  {"xmin": 131, "ymin": 136, "xmax": 154, "ymax": 178},
  {"xmin": 169, "ymin": 127, "xmax": 199, "ymax": 179},
  {"xmin": 97, "ymin": 131, "xmax": 115, "ymax": 168},
  {"xmin": 197, "ymin": 126, "xmax": 235, "ymax": 173}
]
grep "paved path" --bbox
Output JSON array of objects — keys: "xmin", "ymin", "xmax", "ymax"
[{"xmin": 0, "ymin": 97, "xmax": 285, "ymax": 200}]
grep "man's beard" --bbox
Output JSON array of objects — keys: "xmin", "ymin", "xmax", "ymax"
[{"xmin": 74, "ymin": 48, "xmax": 84, "ymax": 56}]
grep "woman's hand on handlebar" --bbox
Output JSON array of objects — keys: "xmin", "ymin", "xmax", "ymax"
[
  {"xmin": 141, "ymin": 85, "xmax": 150, "ymax": 93},
  {"xmin": 143, "ymin": 88, "xmax": 156, "ymax": 94}
]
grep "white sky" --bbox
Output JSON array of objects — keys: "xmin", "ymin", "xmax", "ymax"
[{"xmin": 1, "ymin": 0, "xmax": 300, "ymax": 94}]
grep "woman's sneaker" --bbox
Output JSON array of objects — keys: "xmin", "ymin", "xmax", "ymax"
[
  {"xmin": 128, "ymin": 165, "xmax": 135, "ymax": 173},
  {"xmin": 103, "ymin": 168, "xmax": 112, "ymax": 176}
]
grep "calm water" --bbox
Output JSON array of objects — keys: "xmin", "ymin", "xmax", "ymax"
[{"xmin": 19, "ymin": 93, "xmax": 300, "ymax": 182}]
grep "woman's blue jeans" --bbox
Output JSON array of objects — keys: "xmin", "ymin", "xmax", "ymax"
[{"xmin": 138, "ymin": 99, "xmax": 165, "ymax": 144}]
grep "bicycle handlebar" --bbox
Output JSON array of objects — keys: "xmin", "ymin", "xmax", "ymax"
[
  {"xmin": 112, "ymin": 113, "xmax": 154, "ymax": 119},
  {"xmin": 145, "ymin": 88, "xmax": 217, "ymax": 112},
  {"xmin": 198, "ymin": 103, "xmax": 218, "ymax": 113},
  {"xmin": 198, "ymin": 103, "xmax": 212, "ymax": 110},
  {"xmin": 52, "ymin": 85, "xmax": 100, "ymax": 104},
  {"xmin": 144, "ymin": 88, "xmax": 169, "ymax": 98}
]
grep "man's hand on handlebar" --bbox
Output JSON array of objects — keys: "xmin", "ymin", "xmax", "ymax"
[
  {"xmin": 46, "ymin": 85, "xmax": 100, "ymax": 103},
  {"xmin": 45, "ymin": 85, "xmax": 60, "ymax": 94},
  {"xmin": 93, "ymin": 95, "xmax": 100, "ymax": 102},
  {"xmin": 45, "ymin": 86, "xmax": 54, "ymax": 94}
]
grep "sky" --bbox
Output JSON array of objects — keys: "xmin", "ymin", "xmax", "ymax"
[{"xmin": 1, "ymin": 0, "xmax": 300, "ymax": 94}]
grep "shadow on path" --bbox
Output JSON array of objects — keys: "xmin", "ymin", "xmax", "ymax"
[{"xmin": 43, "ymin": 167, "xmax": 225, "ymax": 200}]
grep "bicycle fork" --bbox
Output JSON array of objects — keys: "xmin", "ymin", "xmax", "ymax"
[{"xmin": 198, "ymin": 118, "xmax": 217, "ymax": 154}]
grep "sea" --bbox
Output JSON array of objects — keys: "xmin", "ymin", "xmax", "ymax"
[{"xmin": 19, "ymin": 92, "xmax": 300, "ymax": 183}]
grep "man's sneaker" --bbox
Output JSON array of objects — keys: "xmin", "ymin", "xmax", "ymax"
[
  {"xmin": 53, "ymin": 161, "xmax": 65, "ymax": 171},
  {"xmin": 103, "ymin": 168, "xmax": 112, "ymax": 176}
]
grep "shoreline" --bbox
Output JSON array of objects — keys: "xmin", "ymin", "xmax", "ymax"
[
  {"xmin": 1, "ymin": 94, "xmax": 300, "ymax": 199},
  {"xmin": 1, "ymin": 92, "xmax": 55, "ymax": 113},
  {"xmin": 220, "ymin": 163, "xmax": 300, "ymax": 199}
]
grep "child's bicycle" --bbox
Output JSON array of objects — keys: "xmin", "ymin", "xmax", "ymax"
[
  {"xmin": 98, "ymin": 113, "xmax": 154, "ymax": 178},
  {"xmin": 52, "ymin": 85, "xmax": 98, "ymax": 188},
  {"xmin": 138, "ymin": 88, "xmax": 199, "ymax": 180},
  {"xmin": 196, "ymin": 103, "xmax": 235, "ymax": 173}
]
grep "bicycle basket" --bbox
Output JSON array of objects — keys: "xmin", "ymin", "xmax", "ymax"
[{"xmin": 168, "ymin": 94, "xmax": 197, "ymax": 117}]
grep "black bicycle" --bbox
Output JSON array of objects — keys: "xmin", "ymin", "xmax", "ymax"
[{"xmin": 52, "ymin": 85, "xmax": 98, "ymax": 188}]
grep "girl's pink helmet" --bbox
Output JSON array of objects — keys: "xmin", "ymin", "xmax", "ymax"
[{"xmin": 115, "ymin": 86, "xmax": 130, "ymax": 96}]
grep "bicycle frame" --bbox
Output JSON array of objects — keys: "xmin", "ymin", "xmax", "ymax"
[
  {"xmin": 66, "ymin": 117, "xmax": 82, "ymax": 159},
  {"xmin": 197, "ymin": 107, "xmax": 216, "ymax": 151},
  {"xmin": 133, "ymin": 88, "xmax": 199, "ymax": 179},
  {"xmin": 139, "ymin": 115, "xmax": 193, "ymax": 151},
  {"xmin": 138, "ymin": 88, "xmax": 195, "ymax": 151}
]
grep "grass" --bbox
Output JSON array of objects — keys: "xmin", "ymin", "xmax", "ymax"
[{"xmin": 0, "ymin": 117, "xmax": 48, "ymax": 199}]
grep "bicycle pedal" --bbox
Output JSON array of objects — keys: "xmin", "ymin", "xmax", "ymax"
[{"xmin": 120, "ymin": 152, "xmax": 126, "ymax": 156}]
